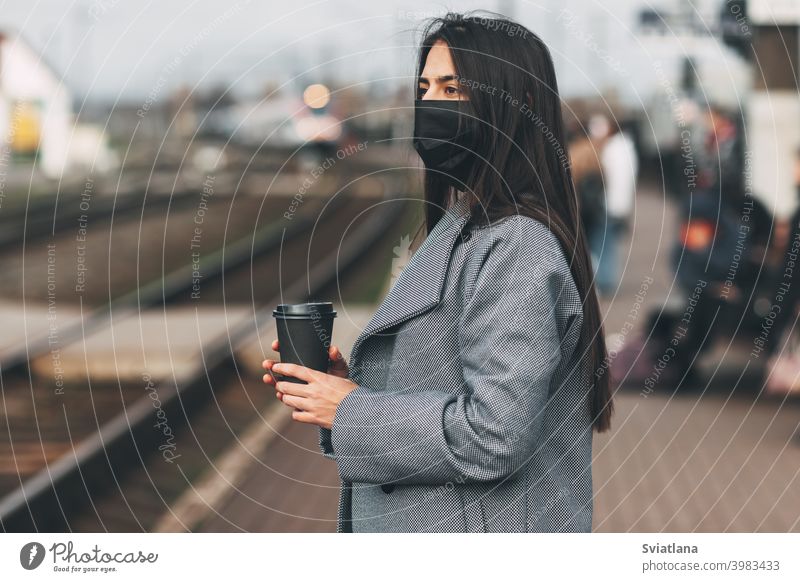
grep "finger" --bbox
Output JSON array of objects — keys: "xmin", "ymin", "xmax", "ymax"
[
  {"xmin": 271, "ymin": 339, "xmax": 280, "ymax": 352},
  {"xmin": 282, "ymin": 393, "xmax": 310, "ymax": 410},
  {"xmin": 329, "ymin": 345, "xmax": 340, "ymax": 360},
  {"xmin": 275, "ymin": 380, "xmax": 312, "ymax": 397},
  {"xmin": 275, "ymin": 391, "xmax": 283, "ymax": 401},
  {"xmin": 273, "ymin": 362, "xmax": 317, "ymax": 383},
  {"xmin": 262, "ymin": 372, "xmax": 276, "ymax": 385},
  {"xmin": 262, "ymin": 359, "xmax": 275, "ymax": 370},
  {"xmin": 329, "ymin": 347, "xmax": 347, "ymax": 368},
  {"xmin": 292, "ymin": 409, "xmax": 318, "ymax": 425}
]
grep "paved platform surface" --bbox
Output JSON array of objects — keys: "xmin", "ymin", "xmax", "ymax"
[
  {"xmin": 194, "ymin": 387, "xmax": 800, "ymax": 533},
  {"xmin": 174, "ymin": 306, "xmax": 374, "ymax": 532},
  {"xmin": 0, "ymin": 300, "xmax": 82, "ymax": 358},
  {"xmin": 189, "ymin": 187, "xmax": 800, "ymax": 532},
  {"xmin": 28, "ymin": 306, "xmax": 251, "ymax": 382}
]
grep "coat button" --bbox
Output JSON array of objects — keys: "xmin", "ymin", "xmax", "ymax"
[{"xmin": 381, "ymin": 483, "xmax": 395, "ymax": 494}]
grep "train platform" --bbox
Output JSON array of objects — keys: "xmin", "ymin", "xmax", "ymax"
[
  {"xmin": 153, "ymin": 306, "xmax": 374, "ymax": 533},
  {"xmin": 0, "ymin": 301, "xmax": 85, "ymax": 358},
  {"xmin": 155, "ymin": 186, "xmax": 800, "ymax": 533},
  {"xmin": 28, "ymin": 306, "xmax": 251, "ymax": 383}
]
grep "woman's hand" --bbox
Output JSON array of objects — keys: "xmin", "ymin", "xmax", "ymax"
[
  {"xmin": 261, "ymin": 339, "xmax": 356, "ymax": 428},
  {"xmin": 270, "ymin": 363, "xmax": 358, "ymax": 429},
  {"xmin": 262, "ymin": 339, "xmax": 349, "ymax": 401},
  {"xmin": 262, "ymin": 339, "xmax": 349, "ymax": 381}
]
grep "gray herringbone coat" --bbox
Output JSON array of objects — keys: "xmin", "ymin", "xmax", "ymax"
[{"xmin": 319, "ymin": 196, "xmax": 594, "ymax": 532}]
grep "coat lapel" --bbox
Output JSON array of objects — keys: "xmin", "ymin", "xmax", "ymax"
[{"xmin": 349, "ymin": 198, "xmax": 472, "ymax": 365}]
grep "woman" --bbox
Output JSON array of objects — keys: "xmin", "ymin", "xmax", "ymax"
[
  {"xmin": 594, "ymin": 116, "xmax": 638, "ymax": 295},
  {"xmin": 262, "ymin": 12, "xmax": 613, "ymax": 533}
]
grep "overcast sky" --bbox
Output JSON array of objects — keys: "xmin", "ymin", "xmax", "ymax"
[{"xmin": 1, "ymin": 0, "xmax": 733, "ymax": 104}]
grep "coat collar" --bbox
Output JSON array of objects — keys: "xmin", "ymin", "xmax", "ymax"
[{"xmin": 349, "ymin": 196, "xmax": 472, "ymax": 364}]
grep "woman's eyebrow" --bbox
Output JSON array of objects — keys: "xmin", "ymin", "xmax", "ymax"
[{"xmin": 418, "ymin": 74, "xmax": 458, "ymax": 83}]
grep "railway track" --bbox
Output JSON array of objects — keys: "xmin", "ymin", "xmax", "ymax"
[
  {"xmin": 0, "ymin": 172, "xmax": 409, "ymax": 531},
  {"xmin": 0, "ymin": 189, "xmax": 199, "ymax": 249},
  {"xmin": 0, "ymin": 193, "xmax": 333, "ymax": 372}
]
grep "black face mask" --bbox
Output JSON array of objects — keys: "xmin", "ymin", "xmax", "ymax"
[{"xmin": 412, "ymin": 99, "xmax": 478, "ymax": 190}]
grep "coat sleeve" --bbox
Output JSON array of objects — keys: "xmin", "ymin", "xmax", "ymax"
[
  {"xmin": 328, "ymin": 217, "xmax": 579, "ymax": 486},
  {"xmin": 320, "ymin": 427, "xmax": 335, "ymax": 459}
]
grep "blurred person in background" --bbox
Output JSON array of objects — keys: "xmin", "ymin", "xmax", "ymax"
[
  {"xmin": 594, "ymin": 117, "xmax": 638, "ymax": 295},
  {"xmin": 664, "ymin": 104, "xmax": 756, "ymax": 387},
  {"xmin": 696, "ymin": 104, "xmax": 741, "ymax": 196},
  {"xmin": 262, "ymin": 12, "xmax": 613, "ymax": 533},
  {"xmin": 569, "ymin": 115, "xmax": 606, "ymax": 286}
]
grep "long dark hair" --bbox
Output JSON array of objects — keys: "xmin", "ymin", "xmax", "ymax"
[{"xmin": 416, "ymin": 12, "xmax": 613, "ymax": 432}]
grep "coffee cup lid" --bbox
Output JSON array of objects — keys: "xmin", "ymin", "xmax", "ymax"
[{"xmin": 272, "ymin": 302, "xmax": 337, "ymax": 318}]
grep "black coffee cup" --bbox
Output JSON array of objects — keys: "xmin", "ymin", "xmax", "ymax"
[{"xmin": 272, "ymin": 302, "xmax": 337, "ymax": 383}]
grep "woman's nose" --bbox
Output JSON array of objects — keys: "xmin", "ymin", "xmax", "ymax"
[{"xmin": 420, "ymin": 88, "xmax": 438, "ymax": 100}]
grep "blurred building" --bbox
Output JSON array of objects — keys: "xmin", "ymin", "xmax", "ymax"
[
  {"xmin": 746, "ymin": 0, "xmax": 800, "ymax": 217},
  {"xmin": 0, "ymin": 30, "xmax": 116, "ymax": 179},
  {"xmin": 0, "ymin": 30, "xmax": 72, "ymax": 177}
]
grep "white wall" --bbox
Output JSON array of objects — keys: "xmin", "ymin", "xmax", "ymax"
[
  {"xmin": 747, "ymin": 91, "xmax": 800, "ymax": 218},
  {"xmin": 0, "ymin": 33, "xmax": 73, "ymax": 178}
]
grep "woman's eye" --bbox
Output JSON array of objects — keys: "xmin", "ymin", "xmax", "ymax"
[{"xmin": 445, "ymin": 86, "xmax": 460, "ymax": 95}]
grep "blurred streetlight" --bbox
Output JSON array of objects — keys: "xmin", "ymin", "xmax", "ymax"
[{"xmin": 303, "ymin": 83, "xmax": 331, "ymax": 109}]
